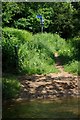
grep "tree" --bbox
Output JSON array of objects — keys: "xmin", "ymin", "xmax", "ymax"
[{"xmin": 2, "ymin": 2, "xmax": 79, "ymax": 38}]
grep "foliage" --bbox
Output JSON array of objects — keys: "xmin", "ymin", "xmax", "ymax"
[
  {"xmin": 18, "ymin": 33, "xmax": 62, "ymax": 74},
  {"xmin": 58, "ymin": 42, "xmax": 75, "ymax": 64},
  {"xmin": 2, "ymin": 27, "xmax": 32, "ymax": 73},
  {"xmin": 2, "ymin": 28, "xmax": 66, "ymax": 74},
  {"xmin": 2, "ymin": 2, "xmax": 80, "ymax": 39},
  {"xmin": 2, "ymin": 2, "xmax": 24, "ymax": 27},
  {"xmin": 3, "ymin": 75, "xmax": 20, "ymax": 99},
  {"xmin": 64, "ymin": 60, "xmax": 78, "ymax": 75},
  {"xmin": 2, "ymin": 27, "xmax": 79, "ymax": 75},
  {"xmin": 69, "ymin": 37, "xmax": 80, "ymax": 60},
  {"xmin": 58, "ymin": 36, "xmax": 80, "ymax": 75},
  {"xmin": 71, "ymin": 2, "xmax": 80, "ymax": 37},
  {"xmin": 3, "ymin": 27, "xmax": 32, "ymax": 44}
]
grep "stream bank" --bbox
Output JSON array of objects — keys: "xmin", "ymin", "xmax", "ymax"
[{"xmin": 16, "ymin": 74, "xmax": 80, "ymax": 101}]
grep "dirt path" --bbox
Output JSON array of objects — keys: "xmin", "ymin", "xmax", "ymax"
[
  {"xmin": 54, "ymin": 52, "xmax": 73, "ymax": 77},
  {"xmin": 17, "ymin": 52, "xmax": 79, "ymax": 101}
]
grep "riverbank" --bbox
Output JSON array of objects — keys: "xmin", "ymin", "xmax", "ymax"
[{"xmin": 16, "ymin": 74, "xmax": 80, "ymax": 101}]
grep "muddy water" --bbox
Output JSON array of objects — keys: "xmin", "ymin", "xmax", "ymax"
[{"xmin": 2, "ymin": 97, "xmax": 80, "ymax": 119}]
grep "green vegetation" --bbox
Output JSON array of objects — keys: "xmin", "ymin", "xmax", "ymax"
[
  {"xmin": 64, "ymin": 60, "xmax": 78, "ymax": 75},
  {"xmin": 2, "ymin": 27, "xmax": 80, "ymax": 75},
  {"xmin": 2, "ymin": 2, "xmax": 80, "ymax": 39},
  {"xmin": 3, "ymin": 75, "xmax": 20, "ymax": 99},
  {"xmin": 58, "ymin": 36, "xmax": 80, "ymax": 75},
  {"xmin": 18, "ymin": 33, "xmax": 65, "ymax": 74},
  {"xmin": 2, "ymin": 28, "xmax": 60, "ymax": 74},
  {"xmin": 2, "ymin": 27, "xmax": 32, "ymax": 73},
  {"xmin": 3, "ymin": 27, "xmax": 32, "ymax": 43}
]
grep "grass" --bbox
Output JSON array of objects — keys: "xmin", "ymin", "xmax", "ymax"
[
  {"xmin": 18, "ymin": 33, "xmax": 66, "ymax": 74},
  {"xmin": 64, "ymin": 60, "xmax": 78, "ymax": 75},
  {"xmin": 2, "ymin": 74, "xmax": 20, "ymax": 99},
  {"xmin": 58, "ymin": 38, "xmax": 79, "ymax": 75}
]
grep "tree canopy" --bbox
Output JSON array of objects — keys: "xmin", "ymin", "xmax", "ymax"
[{"xmin": 2, "ymin": 2, "xmax": 80, "ymax": 39}]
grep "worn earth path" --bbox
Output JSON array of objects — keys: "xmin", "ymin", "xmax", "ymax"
[{"xmin": 17, "ymin": 52, "xmax": 80, "ymax": 101}]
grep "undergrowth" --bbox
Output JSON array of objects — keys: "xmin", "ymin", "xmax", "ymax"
[
  {"xmin": 3, "ymin": 75, "xmax": 20, "ymax": 99},
  {"xmin": 18, "ymin": 33, "xmax": 64, "ymax": 74},
  {"xmin": 2, "ymin": 27, "xmax": 79, "ymax": 75},
  {"xmin": 64, "ymin": 60, "xmax": 78, "ymax": 75}
]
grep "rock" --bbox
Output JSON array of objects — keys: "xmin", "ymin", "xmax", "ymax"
[
  {"xmin": 19, "ymin": 74, "xmax": 80, "ymax": 100},
  {"xmin": 24, "ymin": 88, "xmax": 28, "ymax": 92},
  {"xmin": 20, "ymin": 84, "xmax": 25, "ymax": 88},
  {"xmin": 16, "ymin": 98, "xmax": 23, "ymax": 101},
  {"xmin": 42, "ymin": 90, "xmax": 46, "ymax": 94},
  {"xmin": 53, "ymin": 90, "xmax": 58, "ymax": 95},
  {"xmin": 48, "ymin": 86, "xmax": 53, "ymax": 90}
]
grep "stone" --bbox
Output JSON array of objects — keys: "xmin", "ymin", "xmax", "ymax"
[
  {"xmin": 24, "ymin": 88, "xmax": 28, "ymax": 92},
  {"xmin": 20, "ymin": 84, "xmax": 25, "ymax": 88}
]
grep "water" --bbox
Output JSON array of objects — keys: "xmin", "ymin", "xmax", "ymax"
[{"xmin": 2, "ymin": 97, "xmax": 80, "ymax": 119}]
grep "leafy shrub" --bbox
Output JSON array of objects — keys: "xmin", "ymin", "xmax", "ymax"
[
  {"xmin": 18, "ymin": 33, "xmax": 61, "ymax": 74},
  {"xmin": 3, "ymin": 27, "xmax": 32, "ymax": 44},
  {"xmin": 2, "ymin": 27, "xmax": 32, "ymax": 73},
  {"xmin": 64, "ymin": 60, "xmax": 78, "ymax": 75},
  {"xmin": 3, "ymin": 76, "xmax": 20, "ymax": 99},
  {"xmin": 69, "ymin": 37, "xmax": 80, "ymax": 60},
  {"xmin": 32, "ymin": 33, "xmax": 66, "ymax": 53},
  {"xmin": 58, "ymin": 37, "xmax": 79, "ymax": 74},
  {"xmin": 14, "ymin": 18, "xmax": 27, "ymax": 29}
]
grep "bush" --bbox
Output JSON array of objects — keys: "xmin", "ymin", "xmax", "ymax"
[
  {"xmin": 3, "ymin": 27, "xmax": 32, "ymax": 43},
  {"xmin": 64, "ymin": 60, "xmax": 78, "ymax": 75},
  {"xmin": 58, "ymin": 37, "xmax": 79, "ymax": 74},
  {"xmin": 70, "ymin": 37, "xmax": 80, "ymax": 60},
  {"xmin": 3, "ymin": 76, "xmax": 20, "ymax": 99},
  {"xmin": 2, "ymin": 27, "xmax": 32, "ymax": 73},
  {"xmin": 58, "ymin": 43, "xmax": 75, "ymax": 65}
]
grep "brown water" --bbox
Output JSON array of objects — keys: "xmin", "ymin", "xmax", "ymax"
[{"xmin": 2, "ymin": 97, "xmax": 80, "ymax": 119}]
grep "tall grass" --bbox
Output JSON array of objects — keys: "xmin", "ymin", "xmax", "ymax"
[
  {"xmin": 58, "ymin": 37, "xmax": 80, "ymax": 75},
  {"xmin": 18, "ymin": 33, "xmax": 64, "ymax": 74},
  {"xmin": 64, "ymin": 60, "xmax": 78, "ymax": 75}
]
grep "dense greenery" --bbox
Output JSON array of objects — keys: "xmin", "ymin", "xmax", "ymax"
[
  {"xmin": 2, "ymin": 27, "xmax": 60, "ymax": 74},
  {"xmin": 2, "ymin": 2, "xmax": 80, "ymax": 39},
  {"xmin": 3, "ymin": 75, "xmax": 20, "ymax": 99},
  {"xmin": 18, "ymin": 33, "xmax": 65, "ymax": 74},
  {"xmin": 2, "ymin": 27, "xmax": 79, "ymax": 75},
  {"xmin": 2, "ymin": 27, "xmax": 32, "ymax": 73}
]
